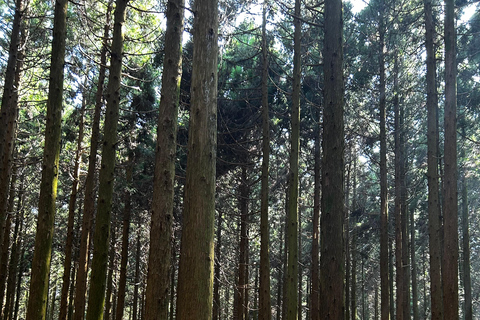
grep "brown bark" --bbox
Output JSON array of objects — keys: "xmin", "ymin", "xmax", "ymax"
[
  {"xmin": 73, "ymin": 3, "xmax": 113, "ymax": 318},
  {"xmin": 410, "ymin": 205, "xmax": 419, "ymax": 320},
  {"xmin": 461, "ymin": 164, "xmax": 472, "ymax": 320},
  {"xmin": 132, "ymin": 232, "xmax": 141, "ymax": 320},
  {"xmin": 25, "ymin": 0, "xmax": 68, "ymax": 318},
  {"xmin": 424, "ymin": 0, "xmax": 444, "ymax": 318},
  {"xmin": 174, "ymin": 0, "xmax": 218, "ymax": 315},
  {"xmin": 259, "ymin": 2, "xmax": 271, "ymax": 318},
  {"xmin": 213, "ymin": 212, "xmax": 222, "ymax": 320},
  {"xmin": 0, "ymin": 0, "xmax": 25, "ymax": 253},
  {"xmin": 310, "ymin": 127, "xmax": 320, "ymax": 320},
  {"xmin": 320, "ymin": 0, "xmax": 345, "ymax": 318},
  {"xmin": 378, "ymin": 5, "xmax": 390, "ymax": 318},
  {"xmin": 442, "ymin": 0, "xmax": 458, "ymax": 318},
  {"xmin": 104, "ymin": 222, "xmax": 117, "ymax": 320},
  {"xmin": 59, "ymin": 79, "xmax": 87, "ymax": 320},
  {"xmin": 85, "ymin": 0, "xmax": 128, "ymax": 318},
  {"xmin": 285, "ymin": 0, "xmax": 301, "ymax": 317},
  {"xmin": 144, "ymin": 0, "xmax": 184, "ymax": 317},
  {"xmin": 115, "ymin": 160, "xmax": 133, "ymax": 320}
]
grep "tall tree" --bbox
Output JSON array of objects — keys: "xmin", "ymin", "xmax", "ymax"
[
  {"xmin": 0, "ymin": 0, "xmax": 25, "ymax": 261},
  {"xmin": 73, "ymin": 2, "xmax": 113, "ymax": 318},
  {"xmin": 285, "ymin": 0, "xmax": 301, "ymax": 317},
  {"xmin": 319, "ymin": 0, "xmax": 344, "ymax": 319},
  {"xmin": 442, "ymin": 0, "xmax": 458, "ymax": 317},
  {"xmin": 174, "ymin": 0, "xmax": 218, "ymax": 316},
  {"xmin": 378, "ymin": 2, "xmax": 390, "ymax": 318},
  {"xmin": 25, "ymin": 0, "xmax": 68, "ymax": 318},
  {"xmin": 85, "ymin": 0, "xmax": 128, "ymax": 318},
  {"xmin": 424, "ymin": 0, "xmax": 443, "ymax": 318},
  {"xmin": 310, "ymin": 127, "xmax": 320, "ymax": 320},
  {"xmin": 259, "ymin": 1, "xmax": 272, "ymax": 319},
  {"xmin": 144, "ymin": 0, "xmax": 184, "ymax": 317}
]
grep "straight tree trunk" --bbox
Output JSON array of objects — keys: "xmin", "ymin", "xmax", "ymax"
[
  {"xmin": 259, "ymin": 2, "xmax": 271, "ymax": 319},
  {"xmin": 213, "ymin": 212, "xmax": 223, "ymax": 320},
  {"xmin": 132, "ymin": 232, "xmax": 141, "ymax": 320},
  {"xmin": 285, "ymin": 0, "xmax": 301, "ymax": 317},
  {"xmin": 25, "ymin": 0, "xmax": 68, "ymax": 318},
  {"xmin": 144, "ymin": 0, "xmax": 184, "ymax": 317},
  {"xmin": 410, "ymin": 206, "xmax": 419, "ymax": 320},
  {"xmin": 351, "ymin": 157, "xmax": 357, "ymax": 320},
  {"xmin": 320, "ymin": 0, "xmax": 344, "ymax": 318},
  {"xmin": 85, "ymin": 0, "xmax": 128, "ymax": 318},
  {"xmin": 115, "ymin": 160, "xmax": 133, "ymax": 320},
  {"xmin": 104, "ymin": 224, "xmax": 117, "ymax": 320},
  {"xmin": 461, "ymin": 163, "xmax": 472, "ymax": 320},
  {"xmin": 175, "ymin": 0, "xmax": 218, "ymax": 316},
  {"xmin": 378, "ymin": 5, "xmax": 390, "ymax": 318},
  {"xmin": 277, "ymin": 225, "xmax": 283, "ymax": 320},
  {"xmin": 0, "ymin": 0, "xmax": 25, "ymax": 253},
  {"xmin": 73, "ymin": 3, "xmax": 113, "ymax": 318},
  {"xmin": 345, "ymin": 154, "xmax": 351, "ymax": 320},
  {"xmin": 442, "ymin": 0, "xmax": 458, "ymax": 318},
  {"xmin": 310, "ymin": 127, "xmax": 320, "ymax": 320},
  {"xmin": 298, "ymin": 206, "xmax": 302, "ymax": 320},
  {"xmin": 424, "ymin": 0, "xmax": 443, "ymax": 318},
  {"xmin": 59, "ymin": 79, "xmax": 87, "ymax": 320}
]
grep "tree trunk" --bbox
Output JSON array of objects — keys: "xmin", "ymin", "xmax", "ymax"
[
  {"xmin": 345, "ymin": 153, "xmax": 351, "ymax": 320},
  {"xmin": 0, "ymin": 0, "xmax": 25, "ymax": 254},
  {"xmin": 410, "ymin": 206, "xmax": 419, "ymax": 320},
  {"xmin": 115, "ymin": 160, "xmax": 133, "ymax": 320},
  {"xmin": 259, "ymin": 2, "xmax": 271, "ymax": 319},
  {"xmin": 277, "ymin": 225, "xmax": 283, "ymax": 320},
  {"xmin": 461, "ymin": 162, "xmax": 472, "ymax": 320},
  {"xmin": 442, "ymin": 0, "xmax": 458, "ymax": 318},
  {"xmin": 132, "ymin": 232, "xmax": 141, "ymax": 320},
  {"xmin": 310, "ymin": 127, "xmax": 320, "ymax": 320},
  {"xmin": 85, "ymin": 0, "xmax": 128, "ymax": 318},
  {"xmin": 378, "ymin": 4, "xmax": 390, "ymax": 319},
  {"xmin": 320, "ymin": 0, "xmax": 344, "ymax": 318},
  {"xmin": 175, "ymin": 0, "xmax": 218, "ymax": 315},
  {"xmin": 59, "ymin": 78, "xmax": 87, "ymax": 320},
  {"xmin": 73, "ymin": 2, "xmax": 113, "ymax": 318},
  {"xmin": 351, "ymin": 156, "xmax": 357, "ymax": 320},
  {"xmin": 213, "ymin": 212, "xmax": 223, "ymax": 320},
  {"xmin": 285, "ymin": 0, "xmax": 301, "ymax": 317},
  {"xmin": 144, "ymin": 0, "xmax": 184, "ymax": 317},
  {"xmin": 104, "ymin": 224, "xmax": 117, "ymax": 320},
  {"xmin": 25, "ymin": 0, "xmax": 68, "ymax": 318},
  {"xmin": 424, "ymin": 0, "xmax": 443, "ymax": 318}
]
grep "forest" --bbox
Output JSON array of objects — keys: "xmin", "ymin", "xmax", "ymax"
[{"xmin": 0, "ymin": 0, "xmax": 479, "ymax": 319}]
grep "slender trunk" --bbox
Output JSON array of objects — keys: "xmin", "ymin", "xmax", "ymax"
[
  {"xmin": 175, "ymin": 0, "xmax": 218, "ymax": 315},
  {"xmin": 442, "ymin": 0, "xmax": 458, "ymax": 318},
  {"xmin": 13, "ymin": 244, "xmax": 25, "ymax": 320},
  {"xmin": 400, "ymin": 108, "xmax": 409, "ymax": 320},
  {"xmin": 0, "ymin": 0, "xmax": 25, "ymax": 253},
  {"xmin": 277, "ymin": 226, "xmax": 283, "ymax": 320},
  {"xmin": 144, "ymin": 0, "xmax": 184, "ymax": 317},
  {"xmin": 351, "ymin": 157, "xmax": 357, "ymax": 320},
  {"xmin": 73, "ymin": 3, "xmax": 113, "ymax": 318},
  {"xmin": 461, "ymin": 164, "xmax": 472, "ymax": 320},
  {"xmin": 286, "ymin": 0, "xmax": 301, "ymax": 317},
  {"xmin": 378, "ymin": 5, "xmax": 390, "ymax": 318},
  {"xmin": 259, "ymin": 2, "xmax": 271, "ymax": 318},
  {"xmin": 85, "ymin": 1, "xmax": 128, "ymax": 318},
  {"xmin": 104, "ymin": 224, "xmax": 117, "ymax": 320},
  {"xmin": 424, "ymin": 0, "xmax": 443, "ymax": 318},
  {"xmin": 410, "ymin": 206, "xmax": 419, "ymax": 320},
  {"xmin": 298, "ymin": 206, "xmax": 302, "ymax": 320},
  {"xmin": 169, "ymin": 242, "xmax": 176, "ymax": 320},
  {"xmin": 213, "ymin": 212, "xmax": 223, "ymax": 320},
  {"xmin": 59, "ymin": 79, "xmax": 87, "ymax": 320},
  {"xmin": 115, "ymin": 161, "xmax": 133, "ymax": 320},
  {"xmin": 25, "ymin": 0, "xmax": 68, "ymax": 318},
  {"xmin": 320, "ymin": 0, "xmax": 344, "ymax": 318},
  {"xmin": 310, "ymin": 127, "xmax": 320, "ymax": 320},
  {"xmin": 132, "ymin": 232, "xmax": 141, "ymax": 320},
  {"xmin": 345, "ymin": 154, "xmax": 351, "ymax": 320}
]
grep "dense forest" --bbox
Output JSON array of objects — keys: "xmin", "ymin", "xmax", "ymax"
[{"xmin": 0, "ymin": 0, "xmax": 479, "ymax": 319}]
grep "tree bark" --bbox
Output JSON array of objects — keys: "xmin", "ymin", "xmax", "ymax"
[
  {"xmin": 213, "ymin": 211, "xmax": 222, "ymax": 320},
  {"xmin": 144, "ymin": 0, "xmax": 184, "ymax": 318},
  {"xmin": 285, "ymin": 0, "xmax": 301, "ymax": 317},
  {"xmin": 310, "ymin": 126, "xmax": 320, "ymax": 320},
  {"xmin": 410, "ymin": 205, "xmax": 419, "ymax": 320},
  {"xmin": 115, "ymin": 160, "xmax": 133, "ymax": 320},
  {"xmin": 320, "ymin": 0, "xmax": 344, "ymax": 318},
  {"xmin": 59, "ymin": 78, "xmax": 87, "ymax": 320},
  {"xmin": 73, "ymin": 3, "xmax": 113, "ymax": 318},
  {"xmin": 424, "ymin": 0, "xmax": 444, "ymax": 318},
  {"xmin": 104, "ymin": 222, "xmax": 117, "ymax": 320},
  {"xmin": 85, "ymin": 0, "xmax": 128, "ymax": 318},
  {"xmin": 461, "ymin": 162, "xmax": 472, "ymax": 320},
  {"xmin": 175, "ymin": 0, "xmax": 218, "ymax": 315},
  {"xmin": 132, "ymin": 232, "xmax": 141, "ymax": 320},
  {"xmin": 442, "ymin": 0, "xmax": 458, "ymax": 318},
  {"xmin": 25, "ymin": 0, "xmax": 68, "ymax": 318},
  {"xmin": 0, "ymin": 0, "xmax": 25, "ymax": 254},
  {"xmin": 259, "ymin": 2, "xmax": 271, "ymax": 319}
]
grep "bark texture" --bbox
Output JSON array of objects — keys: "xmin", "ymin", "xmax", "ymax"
[
  {"xmin": 319, "ymin": 0, "xmax": 344, "ymax": 318},
  {"xmin": 25, "ymin": 0, "xmax": 68, "ymax": 318},
  {"xmin": 144, "ymin": 0, "xmax": 184, "ymax": 317},
  {"xmin": 175, "ymin": 0, "xmax": 218, "ymax": 316}
]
